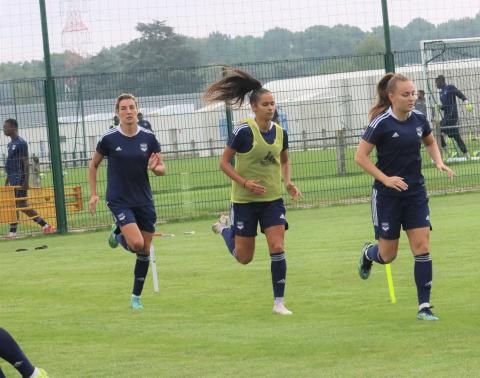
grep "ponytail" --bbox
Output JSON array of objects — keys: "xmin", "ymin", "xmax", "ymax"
[
  {"xmin": 368, "ymin": 73, "xmax": 410, "ymax": 122},
  {"xmin": 203, "ymin": 67, "xmax": 269, "ymax": 108}
]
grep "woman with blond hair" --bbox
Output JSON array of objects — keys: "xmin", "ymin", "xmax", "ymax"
[{"xmin": 355, "ymin": 73, "xmax": 454, "ymax": 321}]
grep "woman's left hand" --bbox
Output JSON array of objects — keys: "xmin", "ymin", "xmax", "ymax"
[
  {"xmin": 149, "ymin": 153, "xmax": 165, "ymax": 175},
  {"xmin": 286, "ymin": 182, "xmax": 302, "ymax": 200},
  {"xmin": 436, "ymin": 162, "xmax": 455, "ymax": 178}
]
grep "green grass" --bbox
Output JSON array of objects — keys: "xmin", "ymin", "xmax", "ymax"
[{"xmin": 1, "ymin": 192, "xmax": 479, "ymax": 377}]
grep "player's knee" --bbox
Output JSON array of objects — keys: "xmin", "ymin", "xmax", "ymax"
[
  {"xmin": 268, "ymin": 242, "xmax": 284, "ymax": 254},
  {"xmin": 412, "ymin": 242, "xmax": 429, "ymax": 254},
  {"xmin": 128, "ymin": 239, "xmax": 144, "ymax": 252},
  {"xmin": 381, "ymin": 252, "xmax": 397, "ymax": 264},
  {"xmin": 382, "ymin": 253, "xmax": 397, "ymax": 264},
  {"xmin": 235, "ymin": 249, "xmax": 253, "ymax": 264},
  {"xmin": 237, "ymin": 255, "xmax": 253, "ymax": 265}
]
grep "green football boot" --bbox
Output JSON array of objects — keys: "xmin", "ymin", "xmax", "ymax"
[
  {"xmin": 108, "ymin": 224, "xmax": 119, "ymax": 249},
  {"xmin": 358, "ymin": 242, "xmax": 373, "ymax": 280}
]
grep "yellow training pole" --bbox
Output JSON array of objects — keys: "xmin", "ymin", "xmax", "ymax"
[{"xmin": 385, "ymin": 263, "xmax": 396, "ymax": 304}]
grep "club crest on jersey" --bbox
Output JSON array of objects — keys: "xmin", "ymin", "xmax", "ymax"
[
  {"xmin": 381, "ymin": 222, "xmax": 390, "ymax": 232},
  {"xmin": 140, "ymin": 143, "xmax": 148, "ymax": 152},
  {"xmin": 416, "ymin": 127, "xmax": 423, "ymax": 137}
]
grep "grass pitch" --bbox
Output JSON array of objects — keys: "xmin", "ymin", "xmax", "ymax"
[{"xmin": 1, "ymin": 192, "xmax": 479, "ymax": 377}]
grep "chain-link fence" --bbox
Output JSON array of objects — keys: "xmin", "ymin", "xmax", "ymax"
[{"xmin": 1, "ymin": 50, "xmax": 480, "ymax": 236}]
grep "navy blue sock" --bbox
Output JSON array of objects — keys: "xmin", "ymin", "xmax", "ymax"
[
  {"xmin": 9, "ymin": 224, "xmax": 18, "ymax": 233},
  {"xmin": 366, "ymin": 244, "xmax": 385, "ymax": 264},
  {"xmin": 0, "ymin": 327, "xmax": 35, "ymax": 378},
  {"xmin": 271, "ymin": 252, "xmax": 286, "ymax": 299},
  {"xmin": 133, "ymin": 255, "xmax": 150, "ymax": 296},
  {"xmin": 33, "ymin": 216, "xmax": 47, "ymax": 227},
  {"xmin": 115, "ymin": 233, "xmax": 131, "ymax": 252},
  {"xmin": 220, "ymin": 227, "xmax": 236, "ymax": 257},
  {"xmin": 414, "ymin": 253, "xmax": 432, "ymax": 306}
]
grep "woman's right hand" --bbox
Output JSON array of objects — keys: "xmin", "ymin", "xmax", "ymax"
[
  {"xmin": 89, "ymin": 195, "xmax": 99, "ymax": 215},
  {"xmin": 382, "ymin": 176, "xmax": 408, "ymax": 191},
  {"xmin": 244, "ymin": 179, "xmax": 267, "ymax": 195}
]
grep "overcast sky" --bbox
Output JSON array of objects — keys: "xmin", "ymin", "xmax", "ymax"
[{"xmin": 1, "ymin": 0, "xmax": 479, "ymax": 63}]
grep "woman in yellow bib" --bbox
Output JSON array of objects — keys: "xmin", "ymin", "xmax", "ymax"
[{"xmin": 205, "ymin": 68, "xmax": 301, "ymax": 315}]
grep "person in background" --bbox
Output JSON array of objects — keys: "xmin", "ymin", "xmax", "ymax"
[
  {"xmin": 3, "ymin": 119, "xmax": 54, "ymax": 238},
  {"xmin": 435, "ymin": 75, "xmax": 473, "ymax": 158},
  {"xmin": 110, "ymin": 115, "xmax": 120, "ymax": 129},
  {"xmin": 414, "ymin": 89, "xmax": 427, "ymax": 116},
  {"xmin": 137, "ymin": 112, "xmax": 152, "ymax": 131},
  {"xmin": 30, "ymin": 155, "xmax": 41, "ymax": 188}
]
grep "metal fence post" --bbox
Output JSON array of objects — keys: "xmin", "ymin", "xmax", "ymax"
[
  {"xmin": 381, "ymin": 0, "xmax": 395, "ymax": 73},
  {"xmin": 209, "ymin": 138, "xmax": 214, "ymax": 156},
  {"xmin": 79, "ymin": 78, "xmax": 87, "ymax": 164},
  {"xmin": 39, "ymin": 0, "xmax": 67, "ymax": 233},
  {"xmin": 336, "ymin": 129, "xmax": 346, "ymax": 176}
]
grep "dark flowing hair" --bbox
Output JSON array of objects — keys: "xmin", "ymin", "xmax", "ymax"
[
  {"xmin": 368, "ymin": 73, "xmax": 410, "ymax": 121},
  {"xmin": 203, "ymin": 67, "xmax": 271, "ymax": 108}
]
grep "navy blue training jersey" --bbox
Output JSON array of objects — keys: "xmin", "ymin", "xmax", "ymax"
[
  {"xmin": 439, "ymin": 84, "xmax": 467, "ymax": 122},
  {"xmin": 96, "ymin": 126, "xmax": 161, "ymax": 207},
  {"xmin": 228, "ymin": 120, "xmax": 288, "ymax": 152},
  {"xmin": 362, "ymin": 108, "xmax": 432, "ymax": 196},
  {"xmin": 6, "ymin": 137, "xmax": 28, "ymax": 185}
]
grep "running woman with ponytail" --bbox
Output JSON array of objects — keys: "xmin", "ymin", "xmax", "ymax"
[
  {"xmin": 355, "ymin": 73, "xmax": 455, "ymax": 320},
  {"xmin": 206, "ymin": 68, "xmax": 301, "ymax": 315}
]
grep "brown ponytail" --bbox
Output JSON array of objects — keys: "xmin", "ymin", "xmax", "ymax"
[
  {"xmin": 368, "ymin": 73, "xmax": 410, "ymax": 122},
  {"xmin": 203, "ymin": 67, "xmax": 270, "ymax": 108}
]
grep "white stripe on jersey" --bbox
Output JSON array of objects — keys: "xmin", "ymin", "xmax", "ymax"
[
  {"xmin": 412, "ymin": 109, "xmax": 424, "ymax": 116},
  {"xmin": 97, "ymin": 127, "xmax": 119, "ymax": 143},
  {"xmin": 371, "ymin": 188, "xmax": 378, "ymax": 227},
  {"xmin": 232, "ymin": 123, "xmax": 248, "ymax": 135},
  {"xmin": 369, "ymin": 112, "xmax": 390, "ymax": 130},
  {"xmin": 139, "ymin": 126, "xmax": 154, "ymax": 134},
  {"xmin": 230, "ymin": 124, "xmax": 249, "ymax": 145},
  {"xmin": 363, "ymin": 112, "xmax": 390, "ymax": 140}
]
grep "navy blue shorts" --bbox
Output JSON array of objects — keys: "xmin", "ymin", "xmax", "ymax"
[
  {"xmin": 371, "ymin": 188, "xmax": 431, "ymax": 240},
  {"xmin": 231, "ymin": 198, "xmax": 288, "ymax": 237},
  {"xmin": 440, "ymin": 118, "xmax": 460, "ymax": 137},
  {"xmin": 14, "ymin": 187, "xmax": 28, "ymax": 208},
  {"xmin": 107, "ymin": 203, "xmax": 157, "ymax": 233}
]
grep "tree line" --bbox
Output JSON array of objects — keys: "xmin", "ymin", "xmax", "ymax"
[{"xmin": 1, "ymin": 13, "xmax": 479, "ymax": 102}]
